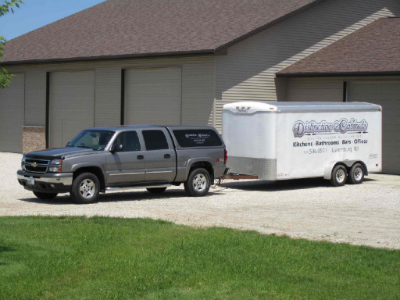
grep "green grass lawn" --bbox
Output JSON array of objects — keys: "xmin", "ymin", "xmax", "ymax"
[{"xmin": 0, "ymin": 217, "xmax": 399, "ymax": 300}]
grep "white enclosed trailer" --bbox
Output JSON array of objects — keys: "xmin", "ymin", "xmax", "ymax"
[{"xmin": 222, "ymin": 102, "xmax": 382, "ymax": 186}]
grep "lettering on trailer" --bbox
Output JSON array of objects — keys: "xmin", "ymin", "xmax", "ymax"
[{"xmin": 292, "ymin": 118, "xmax": 368, "ymax": 138}]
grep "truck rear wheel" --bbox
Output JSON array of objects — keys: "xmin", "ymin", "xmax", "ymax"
[
  {"xmin": 184, "ymin": 168, "xmax": 211, "ymax": 197},
  {"xmin": 330, "ymin": 165, "xmax": 347, "ymax": 187},
  {"xmin": 70, "ymin": 172, "xmax": 100, "ymax": 204},
  {"xmin": 33, "ymin": 192, "xmax": 58, "ymax": 200},
  {"xmin": 348, "ymin": 163, "xmax": 364, "ymax": 184}
]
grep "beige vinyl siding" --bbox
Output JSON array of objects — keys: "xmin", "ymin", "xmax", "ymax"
[
  {"xmin": 0, "ymin": 73, "xmax": 25, "ymax": 152},
  {"xmin": 215, "ymin": 0, "xmax": 400, "ymax": 131},
  {"xmin": 95, "ymin": 68, "xmax": 121, "ymax": 127},
  {"xmin": 24, "ymin": 70, "xmax": 46, "ymax": 126}
]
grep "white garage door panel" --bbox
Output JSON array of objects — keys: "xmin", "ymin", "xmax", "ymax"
[
  {"xmin": 0, "ymin": 74, "xmax": 24, "ymax": 152},
  {"xmin": 125, "ymin": 68, "xmax": 182, "ymax": 125},
  {"xmin": 50, "ymin": 71, "xmax": 95, "ymax": 148},
  {"xmin": 349, "ymin": 82, "xmax": 400, "ymax": 175}
]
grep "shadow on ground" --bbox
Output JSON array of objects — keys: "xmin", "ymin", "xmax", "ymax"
[
  {"xmin": 220, "ymin": 176, "xmax": 376, "ymax": 191},
  {"xmin": 17, "ymin": 189, "xmax": 223, "ymax": 205}
]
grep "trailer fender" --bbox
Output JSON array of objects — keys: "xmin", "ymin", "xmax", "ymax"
[{"xmin": 324, "ymin": 161, "xmax": 340, "ymax": 180}]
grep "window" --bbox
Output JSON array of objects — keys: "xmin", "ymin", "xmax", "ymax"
[
  {"xmin": 113, "ymin": 131, "xmax": 141, "ymax": 152},
  {"xmin": 67, "ymin": 130, "xmax": 114, "ymax": 151},
  {"xmin": 173, "ymin": 130, "xmax": 222, "ymax": 147},
  {"xmin": 142, "ymin": 130, "xmax": 169, "ymax": 151}
]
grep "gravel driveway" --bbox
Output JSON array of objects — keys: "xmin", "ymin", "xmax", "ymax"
[{"xmin": 1, "ymin": 153, "xmax": 399, "ymax": 249}]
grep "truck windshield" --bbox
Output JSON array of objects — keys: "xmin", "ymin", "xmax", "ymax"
[{"xmin": 67, "ymin": 130, "xmax": 115, "ymax": 151}]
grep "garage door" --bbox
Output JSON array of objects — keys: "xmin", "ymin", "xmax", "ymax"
[
  {"xmin": 348, "ymin": 82, "xmax": 400, "ymax": 175},
  {"xmin": 125, "ymin": 68, "xmax": 182, "ymax": 125},
  {"xmin": 0, "ymin": 74, "xmax": 25, "ymax": 153},
  {"xmin": 49, "ymin": 71, "xmax": 95, "ymax": 148}
]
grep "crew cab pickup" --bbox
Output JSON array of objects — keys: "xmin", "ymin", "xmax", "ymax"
[{"xmin": 17, "ymin": 126, "xmax": 227, "ymax": 204}]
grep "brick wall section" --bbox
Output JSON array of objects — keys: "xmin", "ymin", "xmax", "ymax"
[{"xmin": 23, "ymin": 127, "xmax": 46, "ymax": 153}]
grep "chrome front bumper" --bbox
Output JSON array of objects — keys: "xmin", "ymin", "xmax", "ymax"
[
  {"xmin": 17, "ymin": 170, "xmax": 73, "ymax": 193},
  {"xmin": 17, "ymin": 171, "xmax": 73, "ymax": 185}
]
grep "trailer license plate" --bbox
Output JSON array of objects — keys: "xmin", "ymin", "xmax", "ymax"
[{"xmin": 27, "ymin": 177, "xmax": 35, "ymax": 186}]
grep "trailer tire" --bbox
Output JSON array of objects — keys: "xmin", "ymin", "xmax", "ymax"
[
  {"xmin": 348, "ymin": 163, "xmax": 364, "ymax": 184},
  {"xmin": 330, "ymin": 165, "xmax": 347, "ymax": 187},
  {"xmin": 184, "ymin": 168, "xmax": 211, "ymax": 197}
]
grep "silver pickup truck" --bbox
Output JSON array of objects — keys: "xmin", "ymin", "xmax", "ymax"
[{"xmin": 17, "ymin": 125, "xmax": 227, "ymax": 204}]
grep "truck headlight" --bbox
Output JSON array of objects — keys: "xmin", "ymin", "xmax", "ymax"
[
  {"xmin": 50, "ymin": 159, "xmax": 63, "ymax": 165},
  {"xmin": 49, "ymin": 159, "xmax": 63, "ymax": 172},
  {"xmin": 21, "ymin": 154, "xmax": 26, "ymax": 170}
]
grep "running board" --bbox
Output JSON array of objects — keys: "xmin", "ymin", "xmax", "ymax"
[{"xmin": 105, "ymin": 183, "xmax": 171, "ymax": 192}]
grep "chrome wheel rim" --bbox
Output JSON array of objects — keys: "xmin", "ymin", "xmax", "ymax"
[
  {"xmin": 79, "ymin": 179, "xmax": 95, "ymax": 199},
  {"xmin": 336, "ymin": 169, "xmax": 346, "ymax": 183},
  {"xmin": 193, "ymin": 173, "xmax": 207, "ymax": 192},
  {"xmin": 354, "ymin": 167, "xmax": 363, "ymax": 181}
]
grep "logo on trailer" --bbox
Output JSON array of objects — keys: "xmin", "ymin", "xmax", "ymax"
[{"xmin": 293, "ymin": 118, "xmax": 368, "ymax": 138}]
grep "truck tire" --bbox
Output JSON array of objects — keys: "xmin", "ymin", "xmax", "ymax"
[
  {"xmin": 33, "ymin": 192, "xmax": 58, "ymax": 200},
  {"xmin": 348, "ymin": 163, "xmax": 364, "ymax": 184},
  {"xmin": 70, "ymin": 172, "xmax": 100, "ymax": 204},
  {"xmin": 330, "ymin": 165, "xmax": 347, "ymax": 187},
  {"xmin": 147, "ymin": 188, "xmax": 167, "ymax": 194},
  {"xmin": 184, "ymin": 168, "xmax": 211, "ymax": 197}
]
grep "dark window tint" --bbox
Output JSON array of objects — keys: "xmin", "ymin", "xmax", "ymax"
[
  {"xmin": 173, "ymin": 130, "xmax": 222, "ymax": 147},
  {"xmin": 113, "ymin": 131, "xmax": 141, "ymax": 152},
  {"xmin": 142, "ymin": 130, "xmax": 169, "ymax": 151}
]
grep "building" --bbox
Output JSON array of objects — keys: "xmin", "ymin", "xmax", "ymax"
[{"xmin": 0, "ymin": 0, "xmax": 399, "ymax": 174}]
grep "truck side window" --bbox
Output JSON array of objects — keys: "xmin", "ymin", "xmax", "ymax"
[
  {"xmin": 142, "ymin": 130, "xmax": 169, "ymax": 151},
  {"xmin": 113, "ymin": 131, "xmax": 141, "ymax": 152}
]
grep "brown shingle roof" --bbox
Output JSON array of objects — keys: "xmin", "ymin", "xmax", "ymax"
[
  {"xmin": 278, "ymin": 17, "xmax": 400, "ymax": 76},
  {"xmin": 2, "ymin": 0, "xmax": 324, "ymax": 64}
]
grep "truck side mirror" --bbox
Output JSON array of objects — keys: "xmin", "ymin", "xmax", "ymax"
[{"xmin": 111, "ymin": 144, "xmax": 124, "ymax": 153}]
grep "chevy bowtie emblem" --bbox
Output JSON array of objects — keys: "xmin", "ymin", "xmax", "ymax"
[{"xmin": 31, "ymin": 162, "xmax": 37, "ymax": 167}]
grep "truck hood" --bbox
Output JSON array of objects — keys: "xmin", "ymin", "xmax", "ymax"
[{"xmin": 26, "ymin": 147, "xmax": 96, "ymax": 158}]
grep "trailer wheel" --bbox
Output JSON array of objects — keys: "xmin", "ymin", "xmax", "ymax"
[
  {"xmin": 330, "ymin": 165, "xmax": 347, "ymax": 187},
  {"xmin": 348, "ymin": 163, "xmax": 364, "ymax": 184},
  {"xmin": 184, "ymin": 168, "xmax": 211, "ymax": 197}
]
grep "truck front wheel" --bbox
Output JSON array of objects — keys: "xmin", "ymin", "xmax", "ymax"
[
  {"xmin": 70, "ymin": 172, "xmax": 100, "ymax": 204},
  {"xmin": 348, "ymin": 163, "xmax": 364, "ymax": 184},
  {"xmin": 184, "ymin": 168, "xmax": 211, "ymax": 197},
  {"xmin": 330, "ymin": 165, "xmax": 347, "ymax": 187}
]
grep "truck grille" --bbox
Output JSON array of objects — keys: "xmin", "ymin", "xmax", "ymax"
[{"xmin": 24, "ymin": 158, "xmax": 50, "ymax": 174}]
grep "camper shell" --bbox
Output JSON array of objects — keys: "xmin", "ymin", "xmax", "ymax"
[{"xmin": 222, "ymin": 102, "xmax": 382, "ymax": 186}]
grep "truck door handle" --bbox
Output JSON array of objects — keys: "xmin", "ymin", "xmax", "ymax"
[
  {"xmin": 164, "ymin": 154, "xmax": 171, "ymax": 159},
  {"xmin": 137, "ymin": 155, "xmax": 144, "ymax": 160}
]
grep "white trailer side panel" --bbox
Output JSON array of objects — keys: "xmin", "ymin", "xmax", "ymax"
[{"xmin": 276, "ymin": 111, "xmax": 382, "ymax": 180}]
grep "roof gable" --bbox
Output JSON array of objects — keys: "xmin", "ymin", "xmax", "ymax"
[
  {"xmin": 278, "ymin": 17, "xmax": 400, "ymax": 76},
  {"xmin": 3, "ymin": 0, "xmax": 324, "ymax": 64}
]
